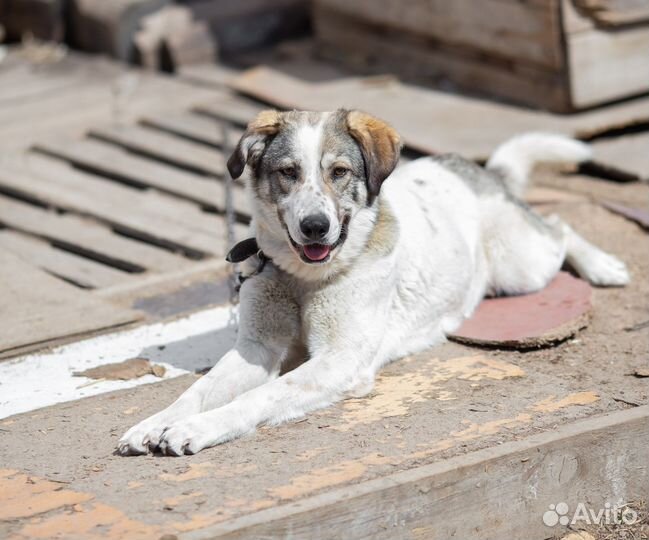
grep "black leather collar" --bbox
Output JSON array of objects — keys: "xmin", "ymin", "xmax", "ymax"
[{"xmin": 226, "ymin": 237, "xmax": 269, "ymax": 289}]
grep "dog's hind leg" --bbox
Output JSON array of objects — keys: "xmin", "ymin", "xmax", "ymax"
[{"xmin": 545, "ymin": 214, "xmax": 630, "ymax": 286}]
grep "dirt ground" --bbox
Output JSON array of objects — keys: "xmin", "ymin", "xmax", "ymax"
[{"xmin": 0, "ymin": 172, "xmax": 648, "ymax": 539}]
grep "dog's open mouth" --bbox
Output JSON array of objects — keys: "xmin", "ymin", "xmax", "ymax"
[{"xmin": 288, "ymin": 215, "xmax": 350, "ymax": 265}]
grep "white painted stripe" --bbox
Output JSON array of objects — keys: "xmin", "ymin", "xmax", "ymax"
[{"xmin": 0, "ymin": 306, "xmax": 238, "ymax": 420}]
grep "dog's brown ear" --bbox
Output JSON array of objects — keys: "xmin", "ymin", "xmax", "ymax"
[
  {"xmin": 346, "ymin": 110, "xmax": 402, "ymax": 202},
  {"xmin": 227, "ymin": 110, "xmax": 282, "ymax": 179}
]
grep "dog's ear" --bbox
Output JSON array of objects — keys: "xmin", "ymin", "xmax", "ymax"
[
  {"xmin": 227, "ymin": 110, "xmax": 282, "ymax": 179},
  {"xmin": 345, "ymin": 110, "xmax": 402, "ymax": 202}
]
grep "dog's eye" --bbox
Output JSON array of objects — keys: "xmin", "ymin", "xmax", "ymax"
[
  {"xmin": 332, "ymin": 167, "xmax": 349, "ymax": 179},
  {"xmin": 280, "ymin": 167, "xmax": 297, "ymax": 179}
]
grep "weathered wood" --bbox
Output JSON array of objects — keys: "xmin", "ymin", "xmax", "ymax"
[
  {"xmin": 313, "ymin": 0, "xmax": 649, "ymax": 111},
  {"xmin": 178, "ymin": 63, "xmax": 239, "ymax": 89},
  {"xmin": 0, "ymin": 229, "xmax": 131, "ymax": 289},
  {"xmin": 89, "ymin": 124, "xmax": 226, "ymax": 176},
  {"xmin": 567, "ymin": 22, "xmax": 649, "ymax": 107},
  {"xmin": 316, "ymin": 0, "xmax": 564, "ymax": 69},
  {"xmin": 229, "ymin": 66, "xmax": 649, "ymax": 159},
  {"xmin": 68, "ymin": 0, "xmax": 170, "ymax": 61},
  {"xmin": 187, "ymin": 406, "xmax": 649, "ymax": 540},
  {"xmin": 0, "ymin": 50, "xmax": 223, "ymax": 152},
  {"xmin": 0, "ymin": 157, "xmax": 237, "ymax": 259},
  {"xmin": 34, "ymin": 138, "xmax": 251, "ymax": 218},
  {"xmin": 591, "ymin": 131, "xmax": 649, "ymax": 182},
  {"xmin": 0, "ymin": 193, "xmax": 186, "ymax": 273},
  {"xmin": 0, "ymin": 251, "xmax": 139, "ymax": 356},
  {"xmin": 572, "ymin": 0, "xmax": 649, "ymax": 26},
  {"xmin": 134, "ymin": 5, "xmax": 217, "ymax": 71},
  {"xmin": 26, "ymin": 153, "xmax": 231, "ymax": 239},
  {"xmin": 193, "ymin": 95, "xmax": 265, "ymax": 127},
  {"xmin": 162, "ymin": 19, "xmax": 217, "ymax": 72},
  {"xmin": 140, "ymin": 111, "xmax": 243, "ymax": 148},
  {"xmin": 314, "ymin": 5, "xmax": 569, "ymax": 112}
]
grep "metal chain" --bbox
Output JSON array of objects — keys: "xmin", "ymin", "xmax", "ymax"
[{"xmin": 221, "ymin": 120, "xmax": 239, "ymax": 329}]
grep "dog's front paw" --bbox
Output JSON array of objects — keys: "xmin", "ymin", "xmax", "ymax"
[
  {"xmin": 158, "ymin": 416, "xmax": 212, "ymax": 456},
  {"xmin": 580, "ymin": 252, "xmax": 630, "ymax": 287},
  {"xmin": 118, "ymin": 416, "xmax": 173, "ymax": 456}
]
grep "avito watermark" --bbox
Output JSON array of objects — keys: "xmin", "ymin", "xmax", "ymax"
[{"xmin": 543, "ymin": 500, "xmax": 639, "ymax": 527}]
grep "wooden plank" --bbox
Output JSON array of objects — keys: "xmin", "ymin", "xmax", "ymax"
[
  {"xmin": 0, "ymin": 193, "xmax": 183, "ymax": 272},
  {"xmin": 0, "ymin": 229, "xmax": 131, "ymax": 289},
  {"xmin": 178, "ymin": 63, "xmax": 239, "ymax": 88},
  {"xmin": 33, "ymin": 138, "xmax": 251, "ymax": 218},
  {"xmin": 140, "ymin": 111, "xmax": 243, "ymax": 148},
  {"xmin": 187, "ymin": 406, "xmax": 649, "ymax": 540},
  {"xmin": 89, "ymin": 124, "xmax": 226, "ymax": 176},
  {"xmin": 26, "ymin": 153, "xmax": 237, "ymax": 238},
  {"xmin": 193, "ymin": 95, "xmax": 265, "ymax": 127},
  {"xmin": 0, "ymin": 251, "xmax": 139, "ymax": 356},
  {"xmin": 315, "ymin": 0, "xmax": 564, "ymax": 69},
  {"xmin": 591, "ymin": 131, "xmax": 649, "ymax": 182},
  {"xmin": 314, "ymin": 5, "xmax": 569, "ymax": 112},
  {"xmin": 568, "ymin": 23, "xmax": 649, "ymax": 108},
  {"xmin": 572, "ymin": 0, "xmax": 649, "ymax": 27},
  {"xmin": 230, "ymin": 66, "xmax": 649, "ymax": 159},
  {"xmin": 0, "ymin": 158, "xmax": 235, "ymax": 260},
  {"xmin": 0, "ymin": 50, "xmax": 225, "ymax": 151}
]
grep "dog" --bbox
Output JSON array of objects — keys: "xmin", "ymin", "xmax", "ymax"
[{"xmin": 119, "ymin": 109, "xmax": 629, "ymax": 456}]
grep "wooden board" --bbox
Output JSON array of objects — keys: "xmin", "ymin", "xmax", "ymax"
[
  {"xmin": 89, "ymin": 123, "xmax": 226, "ymax": 176},
  {"xmin": 591, "ymin": 131, "xmax": 649, "ymax": 182},
  {"xmin": 315, "ymin": 0, "xmax": 564, "ymax": 69},
  {"xmin": 0, "ymin": 193, "xmax": 186, "ymax": 273},
  {"xmin": 229, "ymin": 66, "xmax": 649, "ymax": 160},
  {"xmin": 314, "ymin": 5, "xmax": 568, "ymax": 112},
  {"xmin": 0, "ymin": 49, "xmax": 225, "ymax": 152},
  {"xmin": 192, "ymin": 406, "xmax": 649, "ymax": 540},
  {"xmin": 0, "ymin": 159, "xmax": 230, "ymax": 260},
  {"xmin": 0, "ymin": 230, "xmax": 132, "ymax": 289},
  {"xmin": 141, "ymin": 111, "xmax": 243, "ymax": 149},
  {"xmin": 568, "ymin": 23, "xmax": 649, "ymax": 107},
  {"xmin": 0, "ymin": 251, "xmax": 140, "ymax": 356},
  {"xmin": 33, "ymin": 138, "xmax": 251, "ymax": 219}
]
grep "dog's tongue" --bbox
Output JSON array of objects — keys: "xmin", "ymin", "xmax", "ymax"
[{"xmin": 303, "ymin": 244, "xmax": 331, "ymax": 261}]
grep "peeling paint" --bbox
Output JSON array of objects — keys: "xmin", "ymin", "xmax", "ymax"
[
  {"xmin": 12, "ymin": 503, "xmax": 158, "ymax": 540},
  {"xmin": 0, "ymin": 469, "xmax": 93, "ymax": 521},
  {"xmin": 159, "ymin": 462, "xmax": 215, "ymax": 483},
  {"xmin": 532, "ymin": 392, "xmax": 599, "ymax": 412},
  {"xmin": 332, "ymin": 355, "xmax": 523, "ymax": 431},
  {"xmin": 268, "ymin": 453, "xmax": 395, "ymax": 500}
]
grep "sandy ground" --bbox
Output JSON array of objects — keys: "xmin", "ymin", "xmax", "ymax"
[{"xmin": 0, "ymin": 173, "xmax": 647, "ymax": 539}]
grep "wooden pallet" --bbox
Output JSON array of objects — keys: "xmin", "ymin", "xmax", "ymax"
[{"xmin": 0, "ymin": 49, "xmax": 263, "ymax": 357}]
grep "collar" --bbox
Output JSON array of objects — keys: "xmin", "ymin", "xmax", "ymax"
[{"xmin": 226, "ymin": 237, "xmax": 270, "ymax": 289}]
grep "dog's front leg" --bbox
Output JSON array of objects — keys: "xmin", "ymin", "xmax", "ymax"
[
  {"xmin": 158, "ymin": 340, "xmax": 380, "ymax": 455},
  {"xmin": 118, "ymin": 272, "xmax": 299, "ymax": 455}
]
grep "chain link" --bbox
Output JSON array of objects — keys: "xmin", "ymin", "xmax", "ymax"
[{"xmin": 221, "ymin": 120, "xmax": 239, "ymax": 329}]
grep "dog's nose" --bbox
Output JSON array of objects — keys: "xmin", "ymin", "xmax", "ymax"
[{"xmin": 300, "ymin": 214, "xmax": 330, "ymax": 241}]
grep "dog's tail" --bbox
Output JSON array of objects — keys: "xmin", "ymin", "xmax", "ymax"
[{"xmin": 486, "ymin": 133, "xmax": 591, "ymax": 197}]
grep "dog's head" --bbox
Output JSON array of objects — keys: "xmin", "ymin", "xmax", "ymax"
[{"xmin": 228, "ymin": 109, "xmax": 401, "ymax": 280}]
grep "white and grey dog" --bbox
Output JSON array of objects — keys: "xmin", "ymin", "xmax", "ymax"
[{"xmin": 119, "ymin": 109, "xmax": 629, "ymax": 456}]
